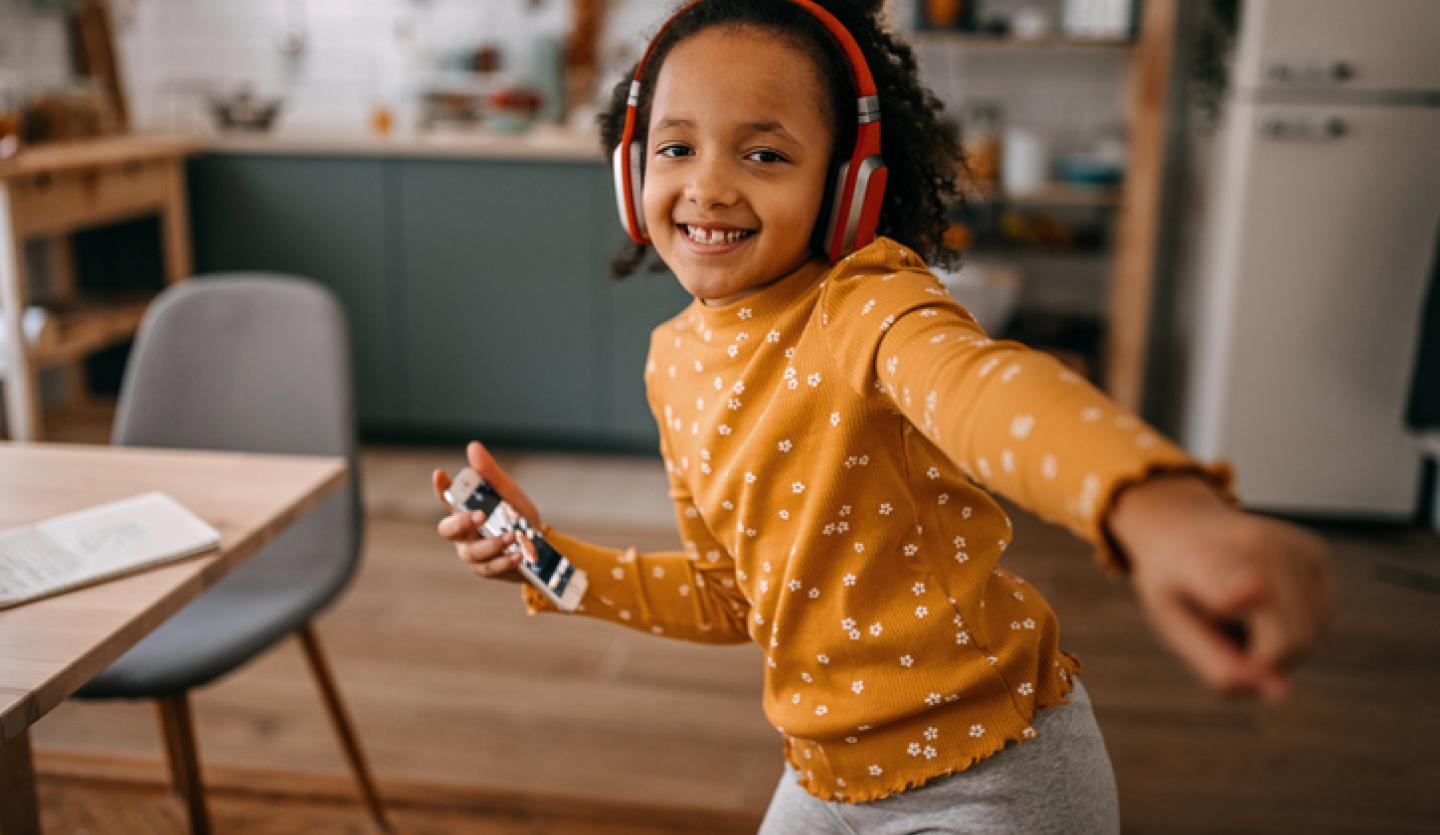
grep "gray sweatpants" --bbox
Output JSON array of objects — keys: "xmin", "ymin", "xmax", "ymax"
[{"xmin": 757, "ymin": 678, "xmax": 1119, "ymax": 835}]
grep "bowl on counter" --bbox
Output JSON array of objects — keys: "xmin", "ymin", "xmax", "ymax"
[
  {"xmin": 1053, "ymin": 152, "xmax": 1124, "ymax": 186},
  {"xmin": 483, "ymin": 87, "xmax": 543, "ymax": 134},
  {"xmin": 931, "ymin": 260, "xmax": 1024, "ymax": 336},
  {"xmin": 208, "ymin": 88, "xmax": 284, "ymax": 132}
]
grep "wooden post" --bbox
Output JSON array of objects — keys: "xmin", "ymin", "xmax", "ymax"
[
  {"xmin": 1104, "ymin": 0, "xmax": 1180, "ymax": 411},
  {"xmin": 161, "ymin": 159, "xmax": 192, "ymax": 285},
  {"xmin": 47, "ymin": 236, "xmax": 95, "ymax": 411},
  {"xmin": 0, "ymin": 182, "xmax": 40, "ymax": 441},
  {"xmin": 0, "ymin": 730, "xmax": 42, "ymax": 835}
]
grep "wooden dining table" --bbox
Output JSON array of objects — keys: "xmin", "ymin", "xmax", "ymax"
[{"xmin": 0, "ymin": 442, "xmax": 346, "ymax": 835}]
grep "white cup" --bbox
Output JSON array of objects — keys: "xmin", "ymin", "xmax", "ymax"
[
  {"xmin": 1011, "ymin": 8, "xmax": 1052, "ymax": 40},
  {"xmin": 1002, "ymin": 127, "xmax": 1049, "ymax": 196}
]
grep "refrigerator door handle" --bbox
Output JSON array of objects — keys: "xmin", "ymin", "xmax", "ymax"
[
  {"xmin": 1260, "ymin": 115, "xmax": 1348, "ymax": 141},
  {"xmin": 1265, "ymin": 59, "xmax": 1355, "ymax": 85}
]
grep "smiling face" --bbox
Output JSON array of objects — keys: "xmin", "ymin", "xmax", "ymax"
[{"xmin": 642, "ymin": 25, "xmax": 836, "ymax": 305}]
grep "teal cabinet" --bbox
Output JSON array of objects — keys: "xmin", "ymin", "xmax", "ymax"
[
  {"xmin": 588, "ymin": 162, "xmax": 694, "ymax": 449},
  {"xmin": 396, "ymin": 159, "xmax": 599, "ymax": 439},
  {"xmin": 188, "ymin": 151, "xmax": 694, "ymax": 449},
  {"xmin": 600, "ymin": 260, "xmax": 692, "ymax": 448},
  {"xmin": 188, "ymin": 155, "xmax": 399, "ymax": 426}
]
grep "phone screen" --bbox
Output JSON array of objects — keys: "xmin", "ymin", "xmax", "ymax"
[{"xmin": 457, "ymin": 481, "xmax": 575, "ymax": 596}]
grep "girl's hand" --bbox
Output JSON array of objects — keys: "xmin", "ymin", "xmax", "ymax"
[
  {"xmin": 431, "ymin": 441, "xmax": 544, "ymax": 583},
  {"xmin": 1106, "ymin": 474, "xmax": 1335, "ymax": 704}
]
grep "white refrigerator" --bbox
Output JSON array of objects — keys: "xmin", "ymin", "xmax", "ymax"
[{"xmin": 1181, "ymin": 0, "xmax": 1440, "ymax": 516}]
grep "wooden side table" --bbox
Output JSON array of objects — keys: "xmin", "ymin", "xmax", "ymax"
[{"xmin": 0, "ymin": 135, "xmax": 199, "ymax": 441}]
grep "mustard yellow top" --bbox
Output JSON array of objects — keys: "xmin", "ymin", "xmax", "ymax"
[{"xmin": 524, "ymin": 237, "xmax": 1230, "ymax": 802}]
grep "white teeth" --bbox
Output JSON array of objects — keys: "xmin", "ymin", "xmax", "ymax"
[{"xmin": 685, "ymin": 225, "xmax": 750, "ymax": 244}]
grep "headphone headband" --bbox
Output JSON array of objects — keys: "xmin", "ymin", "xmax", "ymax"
[
  {"xmin": 630, "ymin": 0, "xmax": 878, "ymax": 100},
  {"xmin": 613, "ymin": 0, "xmax": 887, "ymax": 262}
]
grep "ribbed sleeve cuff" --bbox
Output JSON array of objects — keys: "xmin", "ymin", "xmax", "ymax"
[
  {"xmin": 1093, "ymin": 459, "xmax": 1237, "ymax": 576},
  {"xmin": 520, "ymin": 582, "xmax": 559, "ymax": 616},
  {"xmin": 516, "ymin": 524, "xmax": 603, "ymax": 616}
]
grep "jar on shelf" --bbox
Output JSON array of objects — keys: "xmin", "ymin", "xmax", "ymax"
[
  {"xmin": 960, "ymin": 100, "xmax": 1003, "ymax": 197},
  {"xmin": 918, "ymin": 0, "xmax": 977, "ymax": 31},
  {"xmin": 0, "ymin": 86, "xmax": 23, "ymax": 159}
]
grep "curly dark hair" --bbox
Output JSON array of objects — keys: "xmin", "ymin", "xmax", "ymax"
[{"xmin": 597, "ymin": 0, "xmax": 964, "ymax": 279}]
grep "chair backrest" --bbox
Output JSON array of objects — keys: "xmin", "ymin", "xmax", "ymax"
[{"xmin": 114, "ymin": 275, "xmax": 361, "ymax": 593}]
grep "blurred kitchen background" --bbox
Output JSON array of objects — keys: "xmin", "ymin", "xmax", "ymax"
[
  {"xmin": 2, "ymin": 0, "xmax": 1437, "ymax": 832},
  {"xmin": 0, "ymin": 0, "xmax": 1153, "ymax": 451}
]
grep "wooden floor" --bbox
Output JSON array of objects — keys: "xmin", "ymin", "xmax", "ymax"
[
  {"xmin": 29, "ymin": 437, "xmax": 1440, "ymax": 834},
  {"xmin": 36, "ymin": 751, "xmax": 759, "ymax": 834}
]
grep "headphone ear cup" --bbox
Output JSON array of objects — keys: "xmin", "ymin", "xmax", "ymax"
[
  {"xmin": 851, "ymin": 159, "xmax": 888, "ymax": 254},
  {"xmin": 612, "ymin": 143, "xmax": 635, "ymax": 239},
  {"xmin": 612, "ymin": 140, "xmax": 649, "ymax": 243},
  {"xmin": 628, "ymin": 141, "xmax": 647, "ymax": 239},
  {"xmin": 829, "ymin": 156, "xmax": 887, "ymax": 259}
]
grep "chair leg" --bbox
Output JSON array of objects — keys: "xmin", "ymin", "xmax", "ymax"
[
  {"xmin": 298, "ymin": 622, "xmax": 392, "ymax": 833},
  {"xmin": 155, "ymin": 693, "xmax": 211, "ymax": 835}
]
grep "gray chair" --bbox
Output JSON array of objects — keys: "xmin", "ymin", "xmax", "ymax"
[{"xmin": 74, "ymin": 276, "xmax": 390, "ymax": 833}]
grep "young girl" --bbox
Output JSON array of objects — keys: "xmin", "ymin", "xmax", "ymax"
[{"xmin": 434, "ymin": 1, "xmax": 1333, "ymax": 831}]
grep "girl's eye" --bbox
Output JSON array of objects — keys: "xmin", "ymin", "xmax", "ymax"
[
  {"xmin": 655, "ymin": 144, "xmax": 692, "ymax": 159},
  {"xmin": 746, "ymin": 148, "xmax": 788, "ymax": 164}
]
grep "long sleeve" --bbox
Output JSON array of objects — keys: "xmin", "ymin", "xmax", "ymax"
[
  {"xmin": 521, "ymin": 470, "xmax": 752, "ymax": 643},
  {"xmin": 521, "ymin": 387, "xmax": 752, "ymax": 642},
  {"xmin": 821, "ymin": 260, "xmax": 1232, "ymax": 574}
]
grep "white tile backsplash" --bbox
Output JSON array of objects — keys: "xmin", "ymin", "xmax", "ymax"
[
  {"xmin": 0, "ymin": 0, "xmax": 73, "ymax": 91},
  {"xmin": 0, "ymin": 1, "xmax": 564, "ymax": 130},
  {"xmin": 913, "ymin": 43, "xmax": 1129, "ymax": 151},
  {"xmin": 1, "ymin": 0, "xmax": 1127, "ymax": 151}
]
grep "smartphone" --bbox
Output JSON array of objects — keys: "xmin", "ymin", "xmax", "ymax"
[{"xmin": 443, "ymin": 467, "xmax": 587, "ymax": 612}]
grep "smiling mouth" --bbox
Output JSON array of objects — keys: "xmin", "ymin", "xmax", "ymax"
[{"xmin": 678, "ymin": 224, "xmax": 757, "ymax": 245}]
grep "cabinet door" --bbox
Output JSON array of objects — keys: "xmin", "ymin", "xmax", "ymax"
[
  {"xmin": 188, "ymin": 155, "xmax": 398, "ymax": 426},
  {"xmin": 399, "ymin": 159, "xmax": 600, "ymax": 439},
  {"xmin": 598, "ymin": 245, "xmax": 693, "ymax": 449},
  {"xmin": 589, "ymin": 164, "xmax": 694, "ymax": 449}
]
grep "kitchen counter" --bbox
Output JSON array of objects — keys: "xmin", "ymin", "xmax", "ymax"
[
  {"xmin": 205, "ymin": 124, "xmax": 604, "ymax": 162},
  {"xmin": 0, "ymin": 126, "xmax": 604, "ymax": 170}
]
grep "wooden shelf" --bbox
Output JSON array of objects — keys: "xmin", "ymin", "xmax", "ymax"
[
  {"xmin": 43, "ymin": 395, "xmax": 118, "ymax": 445},
  {"xmin": 28, "ymin": 297, "xmax": 151, "ymax": 370},
  {"xmin": 905, "ymin": 32, "xmax": 1134, "ymax": 54},
  {"xmin": 1, "ymin": 134, "xmax": 192, "ymax": 441},
  {"xmin": 0, "ymin": 135, "xmax": 199, "ymax": 181},
  {"xmin": 966, "ymin": 182, "xmax": 1122, "ymax": 209},
  {"xmin": 1011, "ymin": 182, "xmax": 1120, "ymax": 208},
  {"xmin": 967, "ymin": 245, "xmax": 1111, "ymax": 260}
]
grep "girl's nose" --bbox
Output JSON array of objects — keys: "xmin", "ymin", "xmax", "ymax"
[{"xmin": 684, "ymin": 157, "xmax": 739, "ymax": 208}]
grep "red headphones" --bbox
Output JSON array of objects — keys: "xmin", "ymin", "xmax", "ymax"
[{"xmin": 612, "ymin": 0, "xmax": 888, "ymax": 263}]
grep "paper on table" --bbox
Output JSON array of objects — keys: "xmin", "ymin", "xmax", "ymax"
[{"xmin": 0, "ymin": 492, "xmax": 220, "ymax": 609}]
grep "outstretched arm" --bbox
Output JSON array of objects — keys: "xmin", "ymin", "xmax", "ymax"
[{"xmin": 842, "ymin": 273, "xmax": 1332, "ymax": 704}]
